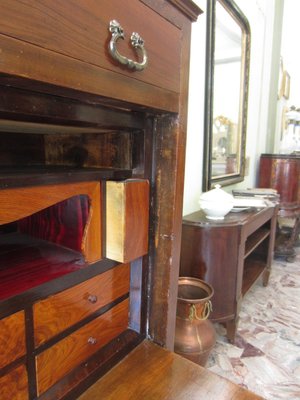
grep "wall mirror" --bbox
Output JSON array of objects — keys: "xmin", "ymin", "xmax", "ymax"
[{"xmin": 203, "ymin": 0, "xmax": 250, "ymax": 191}]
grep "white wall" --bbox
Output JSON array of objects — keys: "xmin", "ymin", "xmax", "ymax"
[
  {"xmin": 183, "ymin": 0, "xmax": 279, "ymax": 215},
  {"xmin": 274, "ymin": 0, "xmax": 300, "ymax": 152},
  {"xmin": 227, "ymin": 0, "xmax": 280, "ymax": 188},
  {"xmin": 281, "ymin": 0, "xmax": 300, "ymax": 107},
  {"xmin": 183, "ymin": 0, "xmax": 207, "ymax": 215}
]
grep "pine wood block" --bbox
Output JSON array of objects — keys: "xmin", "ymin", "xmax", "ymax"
[{"xmin": 106, "ymin": 180, "xmax": 149, "ymax": 263}]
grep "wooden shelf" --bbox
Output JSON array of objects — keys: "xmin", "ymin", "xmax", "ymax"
[
  {"xmin": 242, "ymin": 256, "xmax": 266, "ymax": 295},
  {"xmin": 244, "ymin": 228, "xmax": 270, "ymax": 259},
  {"xmin": 0, "ymin": 233, "xmax": 87, "ymax": 301},
  {"xmin": 0, "ymin": 166, "xmax": 132, "ymax": 190}
]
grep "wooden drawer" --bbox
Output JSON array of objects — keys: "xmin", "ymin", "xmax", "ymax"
[
  {"xmin": 0, "ymin": 0, "xmax": 181, "ymax": 111},
  {"xmin": 0, "ymin": 364, "xmax": 28, "ymax": 400},
  {"xmin": 33, "ymin": 263, "xmax": 130, "ymax": 347},
  {"xmin": 36, "ymin": 298, "xmax": 129, "ymax": 395},
  {"xmin": 0, "ymin": 311, "xmax": 26, "ymax": 369}
]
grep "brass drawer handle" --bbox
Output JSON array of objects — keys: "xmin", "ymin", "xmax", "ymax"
[
  {"xmin": 87, "ymin": 337, "xmax": 97, "ymax": 345},
  {"xmin": 108, "ymin": 20, "xmax": 148, "ymax": 71},
  {"xmin": 88, "ymin": 294, "xmax": 98, "ymax": 304}
]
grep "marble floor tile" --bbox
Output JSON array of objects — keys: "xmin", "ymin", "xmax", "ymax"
[{"xmin": 207, "ymin": 248, "xmax": 300, "ymax": 400}]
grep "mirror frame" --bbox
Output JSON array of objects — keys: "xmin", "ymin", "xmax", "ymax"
[{"xmin": 203, "ymin": 0, "xmax": 251, "ymax": 191}]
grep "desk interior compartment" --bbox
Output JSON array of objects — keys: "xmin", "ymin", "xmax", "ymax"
[{"xmin": 0, "ymin": 183, "xmax": 101, "ymax": 301}]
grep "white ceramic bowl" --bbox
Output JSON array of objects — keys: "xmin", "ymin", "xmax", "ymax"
[{"xmin": 199, "ymin": 185, "xmax": 234, "ymax": 220}]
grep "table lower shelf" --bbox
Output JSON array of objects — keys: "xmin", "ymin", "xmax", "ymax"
[{"xmin": 242, "ymin": 257, "xmax": 268, "ymax": 295}]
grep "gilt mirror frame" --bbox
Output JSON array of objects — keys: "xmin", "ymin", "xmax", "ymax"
[{"xmin": 203, "ymin": 0, "xmax": 251, "ymax": 191}]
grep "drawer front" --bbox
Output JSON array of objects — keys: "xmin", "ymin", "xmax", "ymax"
[
  {"xmin": 36, "ymin": 298, "xmax": 129, "ymax": 395},
  {"xmin": 0, "ymin": 0, "xmax": 181, "ymax": 110},
  {"xmin": 34, "ymin": 263, "xmax": 130, "ymax": 347},
  {"xmin": 0, "ymin": 364, "xmax": 28, "ymax": 400},
  {"xmin": 0, "ymin": 311, "xmax": 26, "ymax": 369}
]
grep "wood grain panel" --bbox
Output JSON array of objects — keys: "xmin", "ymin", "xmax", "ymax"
[
  {"xmin": 0, "ymin": 364, "xmax": 28, "ymax": 400},
  {"xmin": 0, "ymin": 181, "xmax": 101, "ymax": 262},
  {"xmin": 33, "ymin": 263, "xmax": 130, "ymax": 346},
  {"xmin": 106, "ymin": 180, "xmax": 149, "ymax": 262},
  {"xmin": 36, "ymin": 298, "xmax": 129, "ymax": 395},
  {"xmin": 0, "ymin": 0, "xmax": 181, "ymax": 111},
  {"xmin": 0, "ymin": 34, "xmax": 179, "ymax": 113},
  {"xmin": 44, "ymin": 132, "xmax": 133, "ymax": 169},
  {"xmin": 0, "ymin": 0, "xmax": 180, "ymax": 92},
  {"xmin": 0, "ymin": 311, "xmax": 26, "ymax": 369}
]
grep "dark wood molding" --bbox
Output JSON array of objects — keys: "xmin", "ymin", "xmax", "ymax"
[{"xmin": 168, "ymin": 0, "xmax": 203, "ymax": 21}]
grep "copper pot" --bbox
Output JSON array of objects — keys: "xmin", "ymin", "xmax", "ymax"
[{"xmin": 174, "ymin": 277, "xmax": 216, "ymax": 366}]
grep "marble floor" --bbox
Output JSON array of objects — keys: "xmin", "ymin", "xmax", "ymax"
[{"xmin": 207, "ymin": 249, "xmax": 300, "ymax": 400}]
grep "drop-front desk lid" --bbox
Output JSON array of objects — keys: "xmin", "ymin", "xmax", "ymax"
[{"xmin": 78, "ymin": 340, "xmax": 263, "ymax": 400}]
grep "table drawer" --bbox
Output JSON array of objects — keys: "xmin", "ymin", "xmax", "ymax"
[
  {"xmin": 0, "ymin": 311, "xmax": 26, "ymax": 369},
  {"xmin": 0, "ymin": 0, "xmax": 181, "ymax": 111},
  {"xmin": 33, "ymin": 263, "xmax": 130, "ymax": 347},
  {"xmin": 36, "ymin": 298, "xmax": 129, "ymax": 395},
  {"xmin": 0, "ymin": 364, "xmax": 28, "ymax": 400}
]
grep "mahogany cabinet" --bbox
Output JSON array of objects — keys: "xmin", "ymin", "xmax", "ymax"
[
  {"xmin": 0, "ymin": 1, "xmax": 202, "ymax": 399},
  {"xmin": 180, "ymin": 206, "xmax": 277, "ymax": 342}
]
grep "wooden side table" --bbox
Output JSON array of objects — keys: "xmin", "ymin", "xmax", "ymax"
[{"xmin": 180, "ymin": 206, "xmax": 277, "ymax": 343}]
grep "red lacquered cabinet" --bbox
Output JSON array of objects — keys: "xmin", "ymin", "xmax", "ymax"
[
  {"xmin": 258, "ymin": 153, "xmax": 300, "ymax": 216},
  {"xmin": 258, "ymin": 153, "xmax": 300, "ymax": 258}
]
